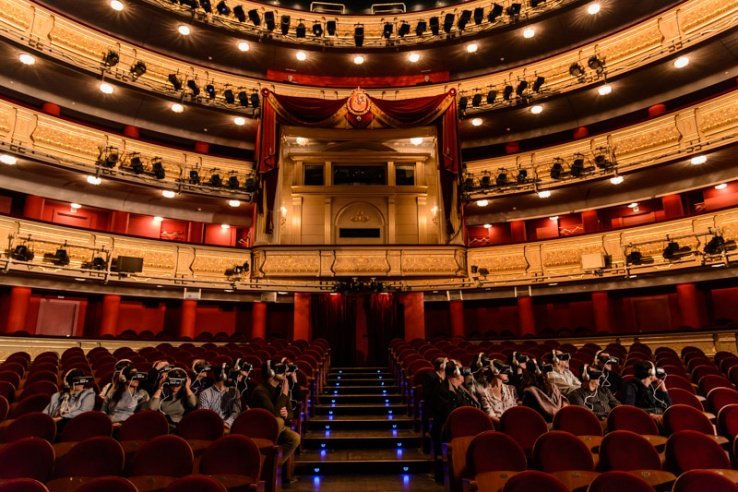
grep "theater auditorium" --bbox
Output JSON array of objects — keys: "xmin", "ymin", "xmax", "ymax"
[{"xmin": 0, "ymin": 0, "xmax": 737, "ymax": 490}]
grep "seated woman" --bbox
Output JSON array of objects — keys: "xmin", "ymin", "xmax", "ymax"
[
  {"xmin": 149, "ymin": 367, "xmax": 196, "ymax": 429},
  {"xmin": 100, "ymin": 359, "xmax": 132, "ymax": 398},
  {"xmin": 43, "ymin": 369, "xmax": 96, "ymax": 431},
  {"xmin": 520, "ymin": 362, "xmax": 568, "ymax": 422},
  {"xmin": 568, "ymin": 364, "xmax": 619, "ymax": 420},
  {"xmin": 102, "ymin": 365, "xmax": 150, "ymax": 426},
  {"xmin": 471, "ymin": 355, "xmax": 517, "ymax": 425}
]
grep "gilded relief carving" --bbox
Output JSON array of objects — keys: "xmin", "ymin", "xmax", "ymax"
[
  {"xmin": 0, "ymin": 0, "xmax": 32, "ymax": 30},
  {"xmin": 31, "ymin": 126, "xmax": 100, "ymax": 160},
  {"xmin": 261, "ymin": 254, "xmax": 321, "ymax": 275},
  {"xmin": 402, "ymin": 254, "xmax": 460, "ymax": 274},
  {"xmin": 333, "ymin": 255, "xmax": 390, "ymax": 275}
]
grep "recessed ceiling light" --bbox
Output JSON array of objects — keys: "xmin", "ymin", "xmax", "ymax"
[
  {"xmin": 161, "ymin": 190, "xmax": 176, "ymax": 198},
  {"xmin": 70, "ymin": 203, "xmax": 81, "ymax": 209},
  {"xmin": 537, "ymin": 190, "xmax": 551, "ymax": 198},
  {"xmin": 296, "ymin": 51, "xmax": 307, "ymax": 61},
  {"xmin": 228, "ymin": 199, "xmax": 241, "ymax": 207},
  {"xmin": 237, "ymin": 41, "xmax": 250, "ymax": 52},
  {"xmin": 673, "ymin": 56, "xmax": 690, "ymax": 68},
  {"xmin": 99, "ymin": 82, "xmax": 114, "ymax": 94},
  {"xmin": 153, "ymin": 216, "xmax": 163, "ymax": 224},
  {"xmin": 628, "ymin": 202, "xmax": 639, "ymax": 208},
  {"xmin": 18, "ymin": 53, "xmax": 35, "ymax": 65},
  {"xmin": 597, "ymin": 84, "xmax": 612, "ymax": 96},
  {"xmin": 353, "ymin": 55, "xmax": 365, "ymax": 65},
  {"xmin": 586, "ymin": 2, "xmax": 601, "ymax": 14},
  {"xmin": 86, "ymin": 175, "xmax": 102, "ymax": 185},
  {"xmin": 171, "ymin": 103, "xmax": 184, "ymax": 113},
  {"xmin": 471, "ymin": 118, "xmax": 483, "ymax": 127},
  {"xmin": 530, "ymin": 105, "xmax": 543, "ymax": 114},
  {"xmin": 295, "ymin": 137, "xmax": 308, "ymax": 145},
  {"xmin": 549, "ymin": 216, "xmax": 559, "ymax": 221},
  {"xmin": 523, "ymin": 28, "xmax": 536, "ymax": 39},
  {"xmin": 476, "ymin": 199, "xmax": 489, "ymax": 207},
  {"xmin": 410, "ymin": 137, "xmax": 423, "ymax": 145},
  {"xmin": 234, "ymin": 116, "xmax": 246, "ymax": 126},
  {"xmin": 690, "ymin": 155, "xmax": 707, "ymax": 165},
  {"xmin": 221, "ymin": 223, "xmax": 231, "ymax": 230},
  {"xmin": 0, "ymin": 154, "xmax": 17, "ymax": 165},
  {"xmin": 110, "ymin": 0, "xmax": 124, "ymax": 10},
  {"xmin": 177, "ymin": 25, "xmax": 191, "ymax": 36},
  {"xmin": 466, "ymin": 43, "xmax": 478, "ymax": 53},
  {"xmin": 408, "ymin": 53, "xmax": 420, "ymax": 63},
  {"xmin": 715, "ymin": 183, "xmax": 728, "ymax": 190},
  {"xmin": 483, "ymin": 223, "xmax": 492, "ymax": 229},
  {"xmin": 610, "ymin": 175, "xmax": 624, "ymax": 185}
]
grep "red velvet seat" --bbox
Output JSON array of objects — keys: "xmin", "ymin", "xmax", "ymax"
[
  {"xmin": 664, "ymin": 375, "xmax": 698, "ymax": 394},
  {"xmin": 501, "ymin": 470, "xmax": 568, "ymax": 492},
  {"xmin": 17, "ymin": 381, "xmax": 57, "ymax": 401},
  {"xmin": 607, "ymin": 405, "xmax": 660, "ymax": 435},
  {"xmin": 672, "ymin": 469, "xmax": 738, "ymax": 492},
  {"xmin": 164, "ymin": 475, "xmax": 227, "ymax": 492},
  {"xmin": 129, "ymin": 435, "xmax": 194, "ymax": 477},
  {"xmin": 0, "ymin": 395, "xmax": 8, "ymax": 423},
  {"xmin": 532, "ymin": 430, "xmax": 595, "ymax": 472},
  {"xmin": 699, "ymin": 375, "xmax": 734, "ymax": 395},
  {"xmin": 499, "ymin": 406, "xmax": 548, "ymax": 460},
  {"xmin": 53, "ymin": 436, "xmax": 125, "ymax": 478},
  {"xmin": 552, "ymin": 405, "xmax": 602, "ymax": 436},
  {"xmin": 230, "ymin": 409, "xmax": 280, "ymax": 443},
  {"xmin": 663, "ymin": 404, "xmax": 715, "ymax": 436},
  {"xmin": 466, "ymin": 431, "xmax": 527, "ymax": 477},
  {"xmin": 668, "ymin": 388, "xmax": 705, "ymax": 411},
  {"xmin": 0, "ymin": 363, "xmax": 25, "ymax": 378},
  {"xmin": 587, "ymin": 471, "xmax": 656, "ymax": 492},
  {"xmin": 1, "ymin": 412, "xmax": 56, "ymax": 443},
  {"xmin": 0, "ymin": 479, "xmax": 49, "ymax": 492},
  {"xmin": 75, "ymin": 477, "xmax": 137, "ymax": 492},
  {"xmin": 708, "ymin": 387, "xmax": 738, "ymax": 414},
  {"xmin": 8, "ymin": 394, "xmax": 50, "ymax": 419},
  {"xmin": 718, "ymin": 404, "xmax": 738, "ymax": 440},
  {"xmin": 200, "ymin": 435, "xmax": 262, "ymax": 488},
  {"xmin": 0, "ymin": 372, "xmax": 21, "ymax": 389},
  {"xmin": 22, "ymin": 371, "xmax": 58, "ymax": 387},
  {"xmin": 664, "ymin": 430, "xmax": 731, "ymax": 474},
  {"xmin": 177, "ymin": 409, "xmax": 225, "ymax": 442},
  {"xmin": 118, "ymin": 410, "xmax": 169, "ymax": 441},
  {"xmin": 445, "ymin": 406, "xmax": 494, "ymax": 439},
  {"xmin": 0, "ymin": 437, "xmax": 55, "ymax": 482},
  {"xmin": 597, "ymin": 430, "xmax": 662, "ymax": 471},
  {"xmin": 58, "ymin": 412, "xmax": 113, "ymax": 442}
]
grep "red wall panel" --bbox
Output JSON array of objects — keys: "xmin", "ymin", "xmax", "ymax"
[
  {"xmin": 117, "ymin": 301, "xmax": 166, "ymax": 334},
  {"xmin": 195, "ymin": 304, "xmax": 237, "ymax": 336}
]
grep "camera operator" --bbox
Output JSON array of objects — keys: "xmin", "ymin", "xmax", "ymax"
[
  {"xmin": 592, "ymin": 351, "xmax": 623, "ymax": 394},
  {"xmin": 520, "ymin": 360, "xmax": 568, "ymax": 422},
  {"xmin": 471, "ymin": 355, "xmax": 517, "ymax": 425},
  {"xmin": 190, "ymin": 359, "xmax": 213, "ymax": 397},
  {"xmin": 102, "ymin": 365, "xmax": 150, "ymax": 426},
  {"xmin": 250, "ymin": 359, "xmax": 303, "ymax": 474},
  {"xmin": 198, "ymin": 363, "xmax": 242, "ymax": 429},
  {"xmin": 44, "ymin": 369, "xmax": 95, "ymax": 431},
  {"xmin": 547, "ymin": 350, "xmax": 581, "ymax": 396},
  {"xmin": 621, "ymin": 360, "xmax": 671, "ymax": 416},
  {"xmin": 149, "ymin": 367, "xmax": 195, "ymax": 429},
  {"xmin": 568, "ymin": 364, "xmax": 620, "ymax": 420}
]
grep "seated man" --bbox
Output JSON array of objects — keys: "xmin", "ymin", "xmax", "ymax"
[
  {"xmin": 568, "ymin": 364, "xmax": 619, "ymax": 420},
  {"xmin": 547, "ymin": 350, "xmax": 581, "ymax": 396},
  {"xmin": 429, "ymin": 360, "xmax": 480, "ymax": 445},
  {"xmin": 620, "ymin": 360, "xmax": 671, "ymax": 415},
  {"xmin": 44, "ymin": 369, "xmax": 95, "ymax": 431},
  {"xmin": 250, "ymin": 359, "xmax": 303, "ymax": 478},
  {"xmin": 198, "ymin": 363, "xmax": 242, "ymax": 429},
  {"xmin": 592, "ymin": 350, "xmax": 623, "ymax": 394}
]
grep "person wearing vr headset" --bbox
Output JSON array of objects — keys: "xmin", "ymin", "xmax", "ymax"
[
  {"xmin": 471, "ymin": 354, "xmax": 517, "ymax": 424},
  {"xmin": 149, "ymin": 367, "xmax": 196, "ymax": 429},
  {"xmin": 429, "ymin": 360, "xmax": 480, "ymax": 444},
  {"xmin": 250, "ymin": 358, "xmax": 303, "ymax": 478},
  {"xmin": 520, "ymin": 359, "xmax": 568, "ymax": 422},
  {"xmin": 621, "ymin": 360, "xmax": 671, "ymax": 416},
  {"xmin": 547, "ymin": 350, "xmax": 581, "ymax": 396},
  {"xmin": 508, "ymin": 352, "xmax": 536, "ymax": 395},
  {"xmin": 422, "ymin": 357, "xmax": 448, "ymax": 404},
  {"xmin": 44, "ymin": 369, "xmax": 95, "ymax": 431},
  {"xmin": 568, "ymin": 364, "xmax": 620, "ymax": 420},
  {"xmin": 190, "ymin": 359, "xmax": 214, "ymax": 397},
  {"xmin": 144, "ymin": 359, "xmax": 173, "ymax": 395},
  {"xmin": 592, "ymin": 350, "xmax": 623, "ymax": 393},
  {"xmin": 100, "ymin": 358, "xmax": 133, "ymax": 399},
  {"xmin": 198, "ymin": 363, "xmax": 243, "ymax": 429},
  {"xmin": 102, "ymin": 365, "xmax": 150, "ymax": 425}
]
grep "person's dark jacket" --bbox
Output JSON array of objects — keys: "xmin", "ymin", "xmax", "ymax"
[
  {"xmin": 430, "ymin": 381, "xmax": 480, "ymax": 439},
  {"xmin": 568, "ymin": 386, "xmax": 620, "ymax": 419},
  {"xmin": 620, "ymin": 379, "xmax": 671, "ymax": 414},
  {"xmin": 250, "ymin": 381, "xmax": 304, "ymax": 424}
]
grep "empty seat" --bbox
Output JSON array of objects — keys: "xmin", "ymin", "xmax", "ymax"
[
  {"xmin": 75, "ymin": 477, "xmax": 138, "ymax": 492},
  {"xmin": 607, "ymin": 405, "xmax": 660, "ymax": 435},
  {"xmin": 597, "ymin": 431, "xmax": 662, "ymax": 471},
  {"xmin": 23, "ymin": 371, "xmax": 58, "ymax": 387},
  {"xmin": 718, "ymin": 403, "xmax": 738, "ymax": 440},
  {"xmin": 587, "ymin": 471, "xmax": 656, "ymax": 492},
  {"xmin": 8, "ymin": 394, "xmax": 51, "ymax": 419},
  {"xmin": 552, "ymin": 405, "xmax": 602, "ymax": 436},
  {"xmin": 0, "ymin": 395, "xmax": 8, "ymax": 423},
  {"xmin": 53, "ymin": 436, "xmax": 125, "ymax": 478},
  {"xmin": 668, "ymin": 388, "xmax": 706, "ymax": 411},
  {"xmin": 532, "ymin": 430, "xmax": 595, "ymax": 472},
  {"xmin": 0, "ymin": 437, "xmax": 55, "ymax": 482},
  {"xmin": 466, "ymin": 431, "xmax": 527, "ymax": 477},
  {"xmin": 118, "ymin": 410, "xmax": 169, "ymax": 441},
  {"xmin": 501, "ymin": 470, "xmax": 568, "ymax": 492},
  {"xmin": 663, "ymin": 404, "xmax": 715, "ymax": 436},
  {"xmin": 164, "ymin": 475, "xmax": 227, "ymax": 492},
  {"xmin": 199, "ymin": 435, "xmax": 262, "ymax": 488},
  {"xmin": 672, "ymin": 469, "xmax": 738, "ymax": 492},
  {"xmin": 699, "ymin": 375, "xmax": 734, "ymax": 395},
  {"xmin": 499, "ymin": 406, "xmax": 548, "ymax": 459},
  {"xmin": 177, "ymin": 409, "xmax": 224, "ymax": 442},
  {"xmin": 0, "ymin": 479, "xmax": 49, "ymax": 492},
  {"xmin": 58, "ymin": 411, "xmax": 113, "ymax": 442},
  {"xmin": 664, "ymin": 430, "xmax": 731, "ymax": 474},
  {"xmin": 1, "ymin": 412, "xmax": 56, "ymax": 443},
  {"xmin": 129, "ymin": 435, "xmax": 194, "ymax": 477},
  {"xmin": 708, "ymin": 387, "xmax": 738, "ymax": 413},
  {"xmin": 664, "ymin": 375, "xmax": 698, "ymax": 394},
  {"xmin": 445, "ymin": 406, "xmax": 494, "ymax": 439}
]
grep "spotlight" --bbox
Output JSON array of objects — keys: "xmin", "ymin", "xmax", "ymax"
[
  {"xmin": 570, "ymin": 154, "xmax": 585, "ymax": 177},
  {"xmin": 326, "ymin": 20, "xmax": 336, "ymax": 35},
  {"xmin": 443, "ymin": 13, "xmax": 454, "ymax": 33},
  {"xmin": 209, "ymin": 173, "xmax": 223, "ymax": 187},
  {"xmin": 463, "ymin": 175, "xmax": 475, "ymax": 190},
  {"xmin": 50, "ymin": 248, "xmax": 70, "ymax": 266},
  {"xmin": 246, "ymin": 8, "xmax": 259, "ymax": 25},
  {"xmin": 205, "ymin": 84, "xmax": 216, "ymax": 99},
  {"xmin": 85, "ymin": 256, "xmax": 107, "ymax": 270},
  {"xmin": 662, "ymin": 240, "xmax": 682, "ymax": 260},
  {"xmin": 227, "ymin": 175, "xmax": 240, "ymax": 189},
  {"xmin": 496, "ymin": 170, "xmax": 508, "ymax": 186},
  {"xmin": 99, "ymin": 147, "xmax": 119, "ymax": 168},
  {"xmin": 515, "ymin": 80, "xmax": 528, "ymax": 96},
  {"xmin": 415, "ymin": 20, "xmax": 427, "ymax": 36},
  {"xmin": 610, "ymin": 175, "xmax": 624, "ymax": 185},
  {"xmin": 238, "ymin": 91, "xmax": 248, "ymax": 107},
  {"xmin": 168, "ymin": 73, "xmax": 183, "ymax": 91},
  {"xmin": 594, "ymin": 148, "xmax": 611, "ymax": 169},
  {"xmin": 530, "ymin": 0, "xmax": 544, "ymax": 7},
  {"xmin": 280, "ymin": 15, "xmax": 291, "ymax": 35},
  {"xmin": 429, "ymin": 17, "xmax": 440, "ymax": 35},
  {"xmin": 224, "ymin": 89, "xmax": 235, "ymax": 104},
  {"xmin": 130, "ymin": 154, "xmax": 145, "ymax": 174},
  {"xmin": 199, "ymin": 0, "xmax": 211, "ymax": 12},
  {"xmin": 103, "ymin": 50, "xmax": 119, "ymax": 67},
  {"xmin": 177, "ymin": 24, "xmax": 191, "ymax": 35},
  {"xmin": 130, "ymin": 61, "xmax": 147, "ymax": 80},
  {"xmin": 398, "ymin": 22, "xmax": 410, "ymax": 37},
  {"xmin": 189, "ymin": 170, "xmax": 201, "ymax": 184},
  {"xmin": 538, "ymin": 190, "xmax": 551, "ymax": 198},
  {"xmin": 11, "ymin": 245, "xmax": 34, "ymax": 262},
  {"xmin": 473, "ymin": 7, "xmax": 484, "ymax": 24},
  {"xmin": 471, "ymin": 117, "xmax": 483, "ymax": 126},
  {"xmin": 532, "ymin": 76, "xmax": 545, "ymax": 92},
  {"xmin": 264, "ymin": 12, "xmax": 275, "ymax": 31},
  {"xmin": 354, "ymin": 25, "xmax": 364, "ymax": 47},
  {"xmin": 313, "ymin": 22, "xmax": 323, "ymax": 36},
  {"xmin": 245, "ymin": 176, "xmax": 258, "ymax": 192},
  {"xmin": 626, "ymin": 251, "xmax": 643, "ymax": 265},
  {"xmin": 383, "ymin": 22, "xmax": 393, "ymax": 38},
  {"xmin": 550, "ymin": 158, "xmax": 564, "ymax": 179},
  {"xmin": 187, "ymin": 80, "xmax": 200, "ymax": 96},
  {"xmin": 225, "ymin": 262, "xmax": 250, "ymax": 276},
  {"xmin": 502, "ymin": 85, "xmax": 514, "ymax": 101},
  {"xmin": 507, "ymin": 3, "xmax": 522, "ymax": 16},
  {"xmin": 250, "ymin": 92, "xmax": 260, "ymax": 108},
  {"xmin": 569, "ymin": 62, "xmax": 584, "ymax": 77},
  {"xmin": 486, "ymin": 90, "xmax": 497, "ymax": 104},
  {"xmin": 458, "ymin": 96, "xmax": 468, "ymax": 113},
  {"xmin": 516, "ymin": 169, "xmax": 528, "ymax": 183},
  {"xmin": 480, "ymin": 171, "xmax": 491, "ymax": 188},
  {"xmin": 488, "ymin": 3, "xmax": 503, "ymax": 21},
  {"xmin": 472, "ymin": 93, "xmax": 482, "ymax": 107},
  {"xmin": 216, "ymin": 0, "xmax": 230, "ymax": 15},
  {"xmin": 296, "ymin": 22, "xmax": 306, "ymax": 38},
  {"xmin": 588, "ymin": 55, "xmax": 604, "ymax": 73},
  {"xmin": 597, "ymin": 84, "xmax": 612, "ymax": 96},
  {"xmin": 151, "ymin": 158, "xmax": 165, "ymax": 179},
  {"xmin": 458, "ymin": 10, "xmax": 472, "ymax": 30},
  {"xmin": 705, "ymin": 234, "xmax": 727, "ymax": 255}
]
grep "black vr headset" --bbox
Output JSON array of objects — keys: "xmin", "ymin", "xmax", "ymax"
[{"xmin": 595, "ymin": 351, "xmax": 620, "ymax": 366}]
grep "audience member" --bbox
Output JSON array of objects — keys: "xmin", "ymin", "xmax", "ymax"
[
  {"xmin": 521, "ymin": 362, "xmax": 568, "ymax": 422},
  {"xmin": 149, "ymin": 367, "xmax": 196, "ymax": 429},
  {"xmin": 568, "ymin": 364, "xmax": 619, "ymax": 420},
  {"xmin": 190, "ymin": 359, "xmax": 213, "ymax": 397},
  {"xmin": 144, "ymin": 359, "xmax": 172, "ymax": 395},
  {"xmin": 43, "ymin": 369, "xmax": 95, "ymax": 431},
  {"xmin": 198, "ymin": 363, "xmax": 242, "ymax": 429},
  {"xmin": 100, "ymin": 359, "xmax": 133, "ymax": 398},
  {"xmin": 102, "ymin": 365, "xmax": 150, "ymax": 425},
  {"xmin": 422, "ymin": 357, "xmax": 447, "ymax": 403},
  {"xmin": 547, "ymin": 350, "xmax": 581, "ymax": 396},
  {"xmin": 592, "ymin": 350, "xmax": 623, "ymax": 393},
  {"xmin": 472, "ymin": 355, "xmax": 517, "ymax": 425},
  {"xmin": 620, "ymin": 360, "xmax": 671, "ymax": 415},
  {"xmin": 429, "ymin": 359, "xmax": 480, "ymax": 446}
]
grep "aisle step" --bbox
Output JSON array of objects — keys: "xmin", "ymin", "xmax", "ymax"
[
  {"xmin": 306, "ymin": 414, "xmax": 415, "ymax": 430},
  {"xmin": 322, "ymin": 384, "xmax": 401, "ymax": 394},
  {"xmin": 314, "ymin": 402, "xmax": 407, "ymax": 416},
  {"xmin": 302, "ymin": 429, "xmax": 421, "ymax": 449},
  {"xmin": 295, "ymin": 448, "xmax": 432, "ymax": 474},
  {"xmin": 321, "ymin": 393, "xmax": 405, "ymax": 404}
]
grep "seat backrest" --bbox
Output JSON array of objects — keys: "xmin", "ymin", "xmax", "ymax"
[
  {"xmin": 668, "ymin": 388, "xmax": 705, "ymax": 411},
  {"xmin": 532, "ymin": 430, "xmax": 594, "ymax": 472},
  {"xmin": 499, "ymin": 406, "xmax": 549, "ymax": 456},
  {"xmin": 24, "ymin": 371, "xmax": 58, "ymax": 386},
  {"xmin": 8, "ymin": 394, "xmax": 50, "ymax": 419},
  {"xmin": 163, "ymin": 475, "xmax": 227, "ymax": 492},
  {"xmin": 0, "ymin": 478, "xmax": 49, "ymax": 492},
  {"xmin": 587, "ymin": 471, "xmax": 656, "ymax": 492},
  {"xmin": 18, "ymin": 381, "xmax": 57, "ymax": 401},
  {"xmin": 598, "ymin": 430, "xmax": 661, "ymax": 471},
  {"xmin": 699, "ymin": 375, "xmax": 733, "ymax": 395},
  {"xmin": 501, "ymin": 470, "xmax": 568, "ymax": 492},
  {"xmin": 718, "ymin": 403, "xmax": 738, "ymax": 440},
  {"xmin": 230, "ymin": 408, "xmax": 280, "ymax": 443},
  {"xmin": 119, "ymin": 410, "xmax": 170, "ymax": 441},
  {"xmin": 466, "ymin": 431, "xmax": 527, "ymax": 475},
  {"xmin": 552, "ymin": 405, "xmax": 603, "ymax": 436},
  {"xmin": 75, "ymin": 477, "xmax": 138, "ymax": 492},
  {"xmin": 0, "ymin": 372, "xmax": 21, "ymax": 389},
  {"xmin": 200, "ymin": 435, "xmax": 261, "ymax": 480},
  {"xmin": 0, "ymin": 437, "xmax": 54, "ymax": 482},
  {"xmin": 672, "ymin": 469, "xmax": 738, "ymax": 492},
  {"xmin": 59, "ymin": 412, "xmax": 113, "ymax": 442},
  {"xmin": 708, "ymin": 387, "xmax": 738, "ymax": 414},
  {"xmin": 130, "ymin": 435, "xmax": 193, "ymax": 477},
  {"xmin": 665, "ymin": 430, "xmax": 731, "ymax": 473},
  {"xmin": 664, "ymin": 374, "xmax": 697, "ymax": 394},
  {"xmin": 2, "ymin": 412, "xmax": 56, "ymax": 443},
  {"xmin": 445, "ymin": 406, "xmax": 494, "ymax": 439},
  {"xmin": 177, "ymin": 409, "xmax": 225, "ymax": 441},
  {"xmin": 53, "ymin": 436, "xmax": 125, "ymax": 478},
  {"xmin": 0, "ymin": 395, "xmax": 8, "ymax": 423},
  {"xmin": 663, "ymin": 404, "xmax": 715, "ymax": 435},
  {"xmin": 607, "ymin": 405, "xmax": 659, "ymax": 434}
]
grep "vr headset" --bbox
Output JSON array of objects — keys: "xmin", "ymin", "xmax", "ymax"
[
  {"xmin": 131, "ymin": 372, "xmax": 147, "ymax": 382},
  {"xmin": 71, "ymin": 375, "xmax": 93, "ymax": 386},
  {"xmin": 233, "ymin": 359, "xmax": 254, "ymax": 373},
  {"xmin": 596, "ymin": 352, "xmax": 620, "ymax": 365},
  {"xmin": 655, "ymin": 367, "xmax": 667, "ymax": 379},
  {"xmin": 274, "ymin": 363, "xmax": 298, "ymax": 375}
]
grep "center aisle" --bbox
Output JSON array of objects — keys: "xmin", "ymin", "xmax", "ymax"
[{"xmin": 292, "ymin": 367, "xmax": 444, "ymax": 491}]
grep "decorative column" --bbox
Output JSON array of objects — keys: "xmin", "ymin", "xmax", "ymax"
[
  {"xmin": 510, "ymin": 220, "xmax": 527, "ymax": 242},
  {"xmin": 402, "ymin": 292, "xmax": 426, "ymax": 341},
  {"xmin": 5, "ymin": 286, "xmax": 32, "ymax": 333},
  {"xmin": 517, "ymin": 296, "xmax": 536, "ymax": 337},
  {"xmin": 179, "ymin": 300, "xmax": 197, "ymax": 339},
  {"xmin": 449, "ymin": 300, "xmax": 465, "ymax": 338},
  {"xmin": 23, "ymin": 196, "xmax": 45, "ymax": 220},
  {"xmin": 252, "ymin": 301, "xmax": 267, "ymax": 339},
  {"xmin": 661, "ymin": 194, "xmax": 685, "ymax": 219},
  {"xmin": 293, "ymin": 293, "xmax": 311, "ymax": 341},
  {"xmin": 99, "ymin": 295, "xmax": 121, "ymax": 337},
  {"xmin": 591, "ymin": 291, "xmax": 612, "ymax": 334},
  {"xmin": 677, "ymin": 283, "xmax": 703, "ymax": 329}
]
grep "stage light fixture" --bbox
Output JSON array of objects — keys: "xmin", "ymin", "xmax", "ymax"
[
  {"xmin": 326, "ymin": 20, "xmax": 336, "ymax": 35},
  {"xmin": 550, "ymin": 158, "xmax": 564, "ymax": 179},
  {"xmin": 626, "ymin": 251, "xmax": 643, "ymax": 265},
  {"xmin": 704, "ymin": 234, "xmax": 727, "ymax": 255},
  {"xmin": 168, "ymin": 73, "xmax": 183, "ymax": 91},
  {"xmin": 502, "ymin": 85, "xmax": 514, "ymax": 100},
  {"xmin": 130, "ymin": 154, "xmax": 145, "ymax": 174},
  {"xmin": 486, "ymin": 90, "xmax": 497, "ymax": 104},
  {"xmin": 216, "ymin": 1, "xmax": 230, "ymax": 15},
  {"xmin": 234, "ymin": 116, "xmax": 246, "ymax": 126},
  {"xmin": 588, "ymin": 55, "xmax": 604, "ymax": 73},
  {"xmin": 507, "ymin": 3, "xmax": 522, "ymax": 16},
  {"xmin": 472, "ymin": 117, "xmax": 483, "ymax": 127},
  {"xmin": 103, "ymin": 50, "xmax": 119, "ymax": 67},
  {"xmin": 530, "ymin": 0, "xmax": 544, "ymax": 7},
  {"xmin": 398, "ymin": 22, "xmax": 410, "ymax": 37},
  {"xmin": 50, "ymin": 248, "xmax": 70, "ymax": 266},
  {"xmin": 443, "ymin": 13, "xmax": 454, "ymax": 33},
  {"xmin": 383, "ymin": 22, "xmax": 393, "ymax": 38},
  {"xmin": 429, "ymin": 17, "xmax": 440, "ymax": 35},
  {"xmin": 480, "ymin": 171, "xmax": 492, "ymax": 188},
  {"xmin": 515, "ymin": 80, "xmax": 528, "ymax": 96},
  {"xmin": 237, "ymin": 91, "xmax": 249, "ymax": 107},
  {"xmin": 463, "ymin": 175, "xmax": 475, "ymax": 190},
  {"xmin": 472, "ymin": 93, "xmax": 482, "ymax": 107},
  {"xmin": 85, "ymin": 256, "xmax": 108, "ymax": 270},
  {"xmin": 250, "ymin": 92, "xmax": 260, "ymax": 108},
  {"xmin": 570, "ymin": 154, "xmax": 585, "ymax": 177},
  {"xmin": 594, "ymin": 148, "xmax": 611, "ymax": 169},
  {"xmin": 179, "ymin": 0, "xmax": 197, "ymax": 9},
  {"xmin": 532, "ymin": 76, "xmax": 545, "ymax": 92},
  {"xmin": 296, "ymin": 22, "xmax": 306, "ymax": 38},
  {"xmin": 517, "ymin": 169, "xmax": 528, "ymax": 183},
  {"xmin": 354, "ymin": 25, "xmax": 364, "ymax": 47},
  {"xmin": 224, "ymin": 89, "xmax": 235, "ymax": 104},
  {"xmin": 99, "ymin": 146, "xmax": 119, "ymax": 168},
  {"xmin": 187, "ymin": 80, "xmax": 200, "ymax": 97},
  {"xmin": 130, "ymin": 61, "xmax": 147, "ymax": 80},
  {"xmin": 489, "ymin": 3, "xmax": 503, "ymax": 21},
  {"xmin": 151, "ymin": 158, "xmax": 165, "ymax": 179},
  {"xmin": 245, "ymin": 8, "xmax": 259, "ymax": 24},
  {"xmin": 245, "ymin": 177, "xmax": 258, "ymax": 192},
  {"xmin": 569, "ymin": 62, "xmax": 584, "ymax": 77},
  {"xmin": 496, "ymin": 170, "xmax": 508, "ymax": 186},
  {"xmin": 662, "ymin": 240, "xmax": 681, "ymax": 260},
  {"xmin": 189, "ymin": 170, "xmax": 200, "ymax": 184},
  {"xmin": 205, "ymin": 84, "xmax": 216, "ymax": 99},
  {"xmin": 458, "ymin": 10, "xmax": 472, "ymax": 30},
  {"xmin": 177, "ymin": 24, "xmax": 191, "ymax": 35},
  {"xmin": 209, "ymin": 173, "xmax": 223, "ymax": 187},
  {"xmin": 473, "ymin": 7, "xmax": 484, "ymax": 24},
  {"xmin": 263, "ymin": 11, "xmax": 275, "ymax": 31},
  {"xmin": 228, "ymin": 175, "xmax": 240, "ymax": 189},
  {"xmin": 458, "ymin": 96, "xmax": 468, "ymax": 113},
  {"xmin": 415, "ymin": 20, "xmax": 427, "ymax": 36},
  {"xmin": 11, "ymin": 245, "xmax": 34, "ymax": 262},
  {"xmin": 199, "ymin": 0, "xmax": 211, "ymax": 12},
  {"xmin": 313, "ymin": 22, "xmax": 323, "ymax": 36}
]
